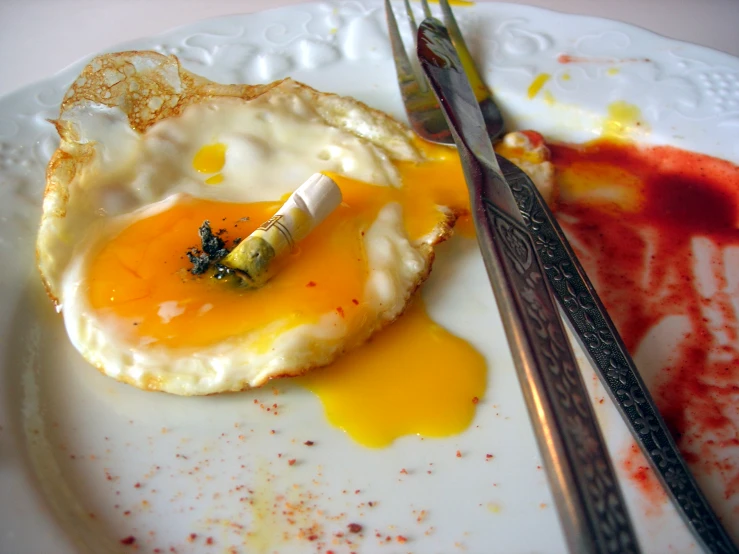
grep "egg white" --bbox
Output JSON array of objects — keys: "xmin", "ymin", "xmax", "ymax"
[{"xmin": 39, "ymin": 69, "xmax": 446, "ymax": 395}]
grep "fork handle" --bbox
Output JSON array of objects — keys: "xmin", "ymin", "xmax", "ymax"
[{"xmin": 470, "ymin": 157, "xmax": 640, "ymax": 554}]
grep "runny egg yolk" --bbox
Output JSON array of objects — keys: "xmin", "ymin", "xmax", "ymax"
[
  {"xmin": 297, "ymin": 298, "xmax": 486, "ymax": 448},
  {"xmin": 87, "ymin": 140, "xmax": 487, "ymax": 446}
]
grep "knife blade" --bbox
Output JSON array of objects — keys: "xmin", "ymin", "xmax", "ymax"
[{"xmin": 417, "ymin": 18, "xmax": 641, "ymax": 554}]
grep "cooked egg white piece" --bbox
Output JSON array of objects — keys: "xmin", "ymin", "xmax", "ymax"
[{"xmin": 495, "ymin": 130, "xmax": 557, "ymax": 207}]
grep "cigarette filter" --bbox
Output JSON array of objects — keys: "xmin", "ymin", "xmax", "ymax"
[{"xmin": 221, "ymin": 173, "xmax": 342, "ymax": 287}]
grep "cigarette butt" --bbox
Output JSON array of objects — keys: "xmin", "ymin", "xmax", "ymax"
[{"xmin": 221, "ymin": 173, "xmax": 342, "ymax": 287}]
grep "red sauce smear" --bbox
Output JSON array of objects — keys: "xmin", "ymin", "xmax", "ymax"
[{"xmin": 551, "ymin": 140, "xmax": 739, "ymax": 510}]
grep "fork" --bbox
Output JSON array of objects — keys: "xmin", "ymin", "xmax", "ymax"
[
  {"xmin": 385, "ymin": 2, "xmax": 739, "ymax": 554},
  {"xmin": 385, "ymin": 0, "xmax": 504, "ymax": 144},
  {"xmin": 387, "ymin": 4, "xmax": 639, "ymax": 552}
]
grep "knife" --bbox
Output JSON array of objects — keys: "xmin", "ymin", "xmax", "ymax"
[{"xmin": 417, "ymin": 18, "xmax": 641, "ymax": 554}]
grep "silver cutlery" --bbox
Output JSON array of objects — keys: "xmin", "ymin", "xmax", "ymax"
[
  {"xmin": 385, "ymin": 0, "xmax": 739, "ymax": 552},
  {"xmin": 411, "ymin": 12, "xmax": 640, "ymax": 554}
]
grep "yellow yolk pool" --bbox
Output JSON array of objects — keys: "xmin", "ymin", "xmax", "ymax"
[
  {"xmin": 86, "ymin": 140, "xmax": 488, "ymax": 446},
  {"xmin": 298, "ymin": 298, "xmax": 487, "ymax": 448}
]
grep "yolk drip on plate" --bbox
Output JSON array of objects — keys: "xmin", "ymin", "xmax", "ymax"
[
  {"xmin": 86, "ymin": 140, "xmax": 487, "ymax": 446},
  {"xmin": 297, "ymin": 298, "xmax": 486, "ymax": 448}
]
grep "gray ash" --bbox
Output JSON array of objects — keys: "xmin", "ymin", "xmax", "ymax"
[
  {"xmin": 187, "ymin": 221, "xmax": 230, "ymax": 275},
  {"xmin": 199, "ymin": 221, "xmax": 229, "ymax": 260},
  {"xmin": 187, "ymin": 249, "xmax": 211, "ymax": 275}
]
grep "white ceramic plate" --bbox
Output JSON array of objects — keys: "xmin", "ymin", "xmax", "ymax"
[{"xmin": 1, "ymin": 2, "xmax": 738, "ymax": 553}]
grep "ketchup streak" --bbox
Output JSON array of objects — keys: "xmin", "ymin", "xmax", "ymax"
[{"xmin": 551, "ymin": 140, "xmax": 739, "ymax": 505}]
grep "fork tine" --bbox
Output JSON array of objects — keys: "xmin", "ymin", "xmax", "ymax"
[
  {"xmin": 420, "ymin": 0, "xmax": 433, "ymax": 19},
  {"xmin": 437, "ymin": 0, "xmax": 492, "ymax": 103},
  {"xmin": 385, "ymin": 0, "xmax": 416, "ymax": 87},
  {"xmin": 402, "ymin": 0, "xmax": 418, "ymax": 35},
  {"xmin": 401, "ymin": 0, "xmax": 430, "ymax": 93}
]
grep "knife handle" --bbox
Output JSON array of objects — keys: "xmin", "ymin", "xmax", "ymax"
[{"xmin": 469, "ymin": 158, "xmax": 640, "ymax": 554}]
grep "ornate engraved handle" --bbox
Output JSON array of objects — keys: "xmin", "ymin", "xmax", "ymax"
[
  {"xmin": 471, "ymin": 162, "xmax": 639, "ymax": 554},
  {"xmin": 500, "ymin": 155, "xmax": 739, "ymax": 554}
]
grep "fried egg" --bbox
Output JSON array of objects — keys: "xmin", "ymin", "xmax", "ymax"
[
  {"xmin": 37, "ymin": 50, "xmax": 556, "ymax": 432},
  {"xmin": 37, "ymin": 52, "xmax": 466, "ymax": 396}
]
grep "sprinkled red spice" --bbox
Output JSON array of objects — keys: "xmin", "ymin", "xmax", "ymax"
[
  {"xmin": 347, "ymin": 523, "xmax": 363, "ymax": 533},
  {"xmin": 306, "ymin": 281, "xmax": 316, "ymax": 287},
  {"xmin": 188, "ymin": 533, "xmax": 197, "ymax": 542},
  {"xmin": 622, "ymin": 443, "xmax": 666, "ymax": 509},
  {"xmin": 472, "ymin": 396, "xmax": 479, "ymax": 404},
  {"xmin": 400, "ymin": 468, "xmax": 408, "ymax": 475},
  {"xmin": 304, "ymin": 440, "xmax": 314, "ymax": 446},
  {"xmin": 206, "ymin": 537, "xmax": 214, "ymax": 545},
  {"xmin": 288, "ymin": 459, "xmax": 296, "ymax": 466},
  {"xmin": 486, "ymin": 454, "xmax": 493, "ymax": 460},
  {"xmin": 337, "ymin": 306, "xmax": 345, "ymax": 318},
  {"xmin": 456, "ymin": 450, "xmax": 462, "ymax": 458},
  {"xmin": 134, "ymin": 482, "xmax": 141, "ymax": 488},
  {"xmin": 397, "ymin": 535, "xmax": 408, "ymax": 544},
  {"xmin": 120, "ymin": 536, "xmax": 136, "ymax": 545},
  {"xmin": 352, "ymin": 298, "xmax": 359, "ymax": 305}
]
